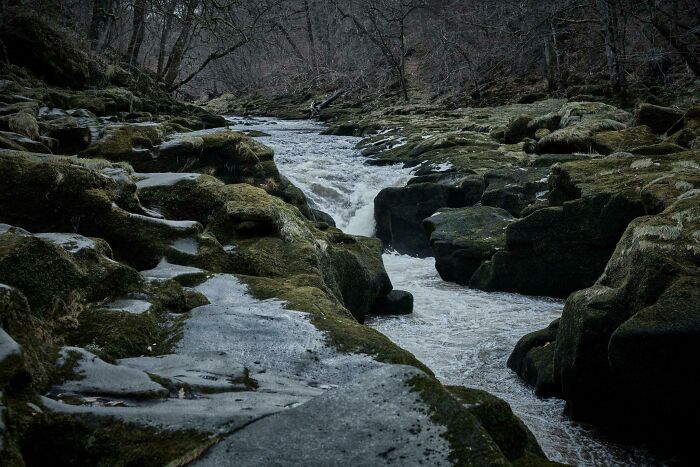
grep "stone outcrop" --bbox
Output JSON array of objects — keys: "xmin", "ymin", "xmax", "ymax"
[
  {"xmin": 471, "ymin": 150, "xmax": 700, "ymax": 298},
  {"xmin": 374, "ymin": 176, "xmax": 484, "ymax": 256},
  {"xmin": 423, "ymin": 206, "xmax": 515, "ymax": 285}
]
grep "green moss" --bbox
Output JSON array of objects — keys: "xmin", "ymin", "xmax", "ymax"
[
  {"xmin": 66, "ymin": 305, "xmax": 186, "ymax": 361},
  {"xmin": 446, "ymin": 386, "xmax": 547, "ymax": 463},
  {"xmin": 407, "ymin": 374, "xmax": 508, "ymax": 466},
  {"xmin": 19, "ymin": 413, "xmax": 216, "ymax": 467}
]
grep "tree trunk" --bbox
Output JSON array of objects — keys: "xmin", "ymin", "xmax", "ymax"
[
  {"xmin": 88, "ymin": 0, "xmax": 113, "ymax": 51},
  {"xmin": 126, "ymin": 0, "xmax": 147, "ymax": 65},
  {"xmin": 162, "ymin": 0, "xmax": 197, "ymax": 87},
  {"xmin": 303, "ymin": 0, "xmax": 318, "ymax": 70},
  {"xmin": 157, "ymin": 0, "xmax": 176, "ymax": 77},
  {"xmin": 598, "ymin": 0, "xmax": 625, "ymax": 93}
]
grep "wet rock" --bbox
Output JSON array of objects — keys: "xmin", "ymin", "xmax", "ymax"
[
  {"xmin": 370, "ymin": 290, "xmax": 413, "ymax": 315},
  {"xmin": 527, "ymin": 154, "xmax": 588, "ymax": 167},
  {"xmin": 536, "ymin": 119, "xmax": 626, "ymax": 154},
  {"xmin": 507, "ymin": 319, "xmax": 560, "ymax": 397},
  {"xmin": 80, "ymin": 122, "xmax": 164, "ymax": 162},
  {"xmin": 472, "ymin": 150, "xmax": 700, "ymax": 298},
  {"xmin": 0, "ymin": 327, "xmax": 24, "ymax": 388},
  {"xmin": 119, "ymin": 352, "xmax": 250, "ymax": 393},
  {"xmin": 527, "ymin": 193, "xmax": 700, "ymax": 456},
  {"xmin": 447, "ymin": 386, "xmax": 549, "ymax": 463},
  {"xmin": 374, "ymin": 178, "xmax": 484, "ymax": 256},
  {"xmin": 503, "ymin": 115, "xmax": 532, "ymax": 143},
  {"xmin": 666, "ymin": 127, "xmax": 696, "ymax": 148},
  {"xmin": 470, "ymin": 193, "xmax": 646, "ymax": 298},
  {"xmin": 480, "ymin": 167, "xmax": 550, "ymax": 216},
  {"xmin": 0, "ymin": 225, "xmax": 142, "ymax": 312},
  {"xmin": 0, "ymin": 131, "xmax": 51, "ymax": 153},
  {"xmin": 310, "ymin": 208, "xmax": 336, "ymax": 227},
  {"xmin": 193, "ymin": 366, "xmax": 530, "ymax": 466},
  {"xmin": 423, "ymin": 206, "xmax": 514, "ymax": 285},
  {"xmin": 635, "ymin": 103, "xmax": 683, "ymax": 134},
  {"xmin": 52, "ymin": 347, "xmax": 168, "ymax": 399}
]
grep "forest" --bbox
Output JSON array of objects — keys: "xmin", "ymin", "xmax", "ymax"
[{"xmin": 4, "ymin": 0, "xmax": 698, "ymax": 102}]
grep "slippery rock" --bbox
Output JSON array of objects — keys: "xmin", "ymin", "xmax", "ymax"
[
  {"xmin": 480, "ymin": 167, "xmax": 550, "ymax": 216},
  {"xmin": 52, "ymin": 347, "xmax": 168, "ymax": 399},
  {"xmin": 423, "ymin": 206, "xmax": 515, "ymax": 285},
  {"xmin": 369, "ymin": 290, "xmax": 413, "ymax": 315},
  {"xmin": 0, "ymin": 327, "xmax": 23, "ymax": 388},
  {"xmin": 374, "ymin": 176, "xmax": 484, "ymax": 256},
  {"xmin": 193, "ymin": 366, "xmax": 525, "ymax": 467}
]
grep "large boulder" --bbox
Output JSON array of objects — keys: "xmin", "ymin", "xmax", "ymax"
[
  {"xmin": 536, "ymin": 101, "xmax": 631, "ymax": 154},
  {"xmin": 635, "ymin": 103, "xmax": 683, "ymax": 134},
  {"xmin": 507, "ymin": 319, "xmax": 560, "ymax": 397},
  {"xmin": 374, "ymin": 176, "xmax": 485, "ymax": 256},
  {"xmin": 423, "ymin": 206, "xmax": 514, "ymax": 285},
  {"xmin": 83, "ymin": 128, "xmax": 312, "ymax": 217}
]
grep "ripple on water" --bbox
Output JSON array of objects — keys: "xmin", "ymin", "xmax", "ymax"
[{"xmin": 228, "ymin": 117, "xmax": 661, "ymax": 467}]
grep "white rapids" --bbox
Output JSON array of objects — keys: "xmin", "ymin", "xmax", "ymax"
[{"xmin": 227, "ymin": 116, "xmax": 658, "ymax": 466}]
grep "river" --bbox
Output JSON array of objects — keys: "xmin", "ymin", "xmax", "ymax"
[{"xmin": 227, "ymin": 117, "xmax": 658, "ymax": 466}]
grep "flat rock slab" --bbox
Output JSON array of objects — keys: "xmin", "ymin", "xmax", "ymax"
[
  {"xmin": 193, "ymin": 365, "xmax": 451, "ymax": 467},
  {"xmin": 135, "ymin": 172, "xmax": 201, "ymax": 189},
  {"xmin": 119, "ymin": 352, "xmax": 249, "ymax": 393},
  {"xmin": 53, "ymin": 346, "xmax": 168, "ymax": 399},
  {"xmin": 41, "ymin": 389, "xmax": 311, "ymax": 434},
  {"xmin": 183, "ymin": 274, "xmax": 380, "ymax": 386}
]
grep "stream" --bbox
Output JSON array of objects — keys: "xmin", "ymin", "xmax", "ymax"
[{"xmin": 227, "ymin": 117, "xmax": 658, "ymax": 466}]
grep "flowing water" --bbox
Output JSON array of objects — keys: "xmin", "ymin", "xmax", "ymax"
[{"xmin": 227, "ymin": 117, "xmax": 658, "ymax": 466}]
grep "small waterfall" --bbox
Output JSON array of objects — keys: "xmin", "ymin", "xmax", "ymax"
[{"xmin": 228, "ymin": 116, "xmax": 657, "ymax": 467}]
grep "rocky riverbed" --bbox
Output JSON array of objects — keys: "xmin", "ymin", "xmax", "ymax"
[
  {"xmin": 0, "ymin": 11, "xmax": 562, "ymax": 467},
  {"xmin": 209, "ymin": 88, "xmax": 700, "ymax": 463}
]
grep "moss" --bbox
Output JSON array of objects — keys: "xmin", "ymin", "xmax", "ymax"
[
  {"xmin": 407, "ymin": 374, "xmax": 512, "ymax": 466},
  {"xmin": 19, "ymin": 413, "xmax": 216, "ymax": 467},
  {"xmin": 66, "ymin": 305, "xmax": 186, "ymax": 361},
  {"xmin": 446, "ymin": 386, "xmax": 549, "ymax": 464}
]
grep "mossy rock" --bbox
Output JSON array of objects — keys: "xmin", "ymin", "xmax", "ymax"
[
  {"xmin": 423, "ymin": 206, "xmax": 514, "ymax": 285},
  {"xmin": 591, "ymin": 125, "xmax": 658, "ymax": 155},
  {"xmin": 446, "ymin": 386, "xmax": 552, "ymax": 464},
  {"xmin": 0, "ymin": 229, "xmax": 141, "ymax": 313},
  {"xmin": 507, "ymin": 319, "xmax": 560, "ymax": 397},
  {"xmin": 409, "ymin": 375, "xmax": 557, "ymax": 466}
]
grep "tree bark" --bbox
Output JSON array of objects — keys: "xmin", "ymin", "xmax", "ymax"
[
  {"xmin": 88, "ymin": 0, "xmax": 114, "ymax": 51},
  {"xmin": 157, "ymin": 0, "xmax": 177, "ymax": 77},
  {"xmin": 304, "ymin": 0, "xmax": 318, "ymax": 70},
  {"xmin": 162, "ymin": 0, "xmax": 197, "ymax": 87},
  {"xmin": 598, "ymin": 0, "xmax": 625, "ymax": 93},
  {"xmin": 126, "ymin": 0, "xmax": 147, "ymax": 65}
]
